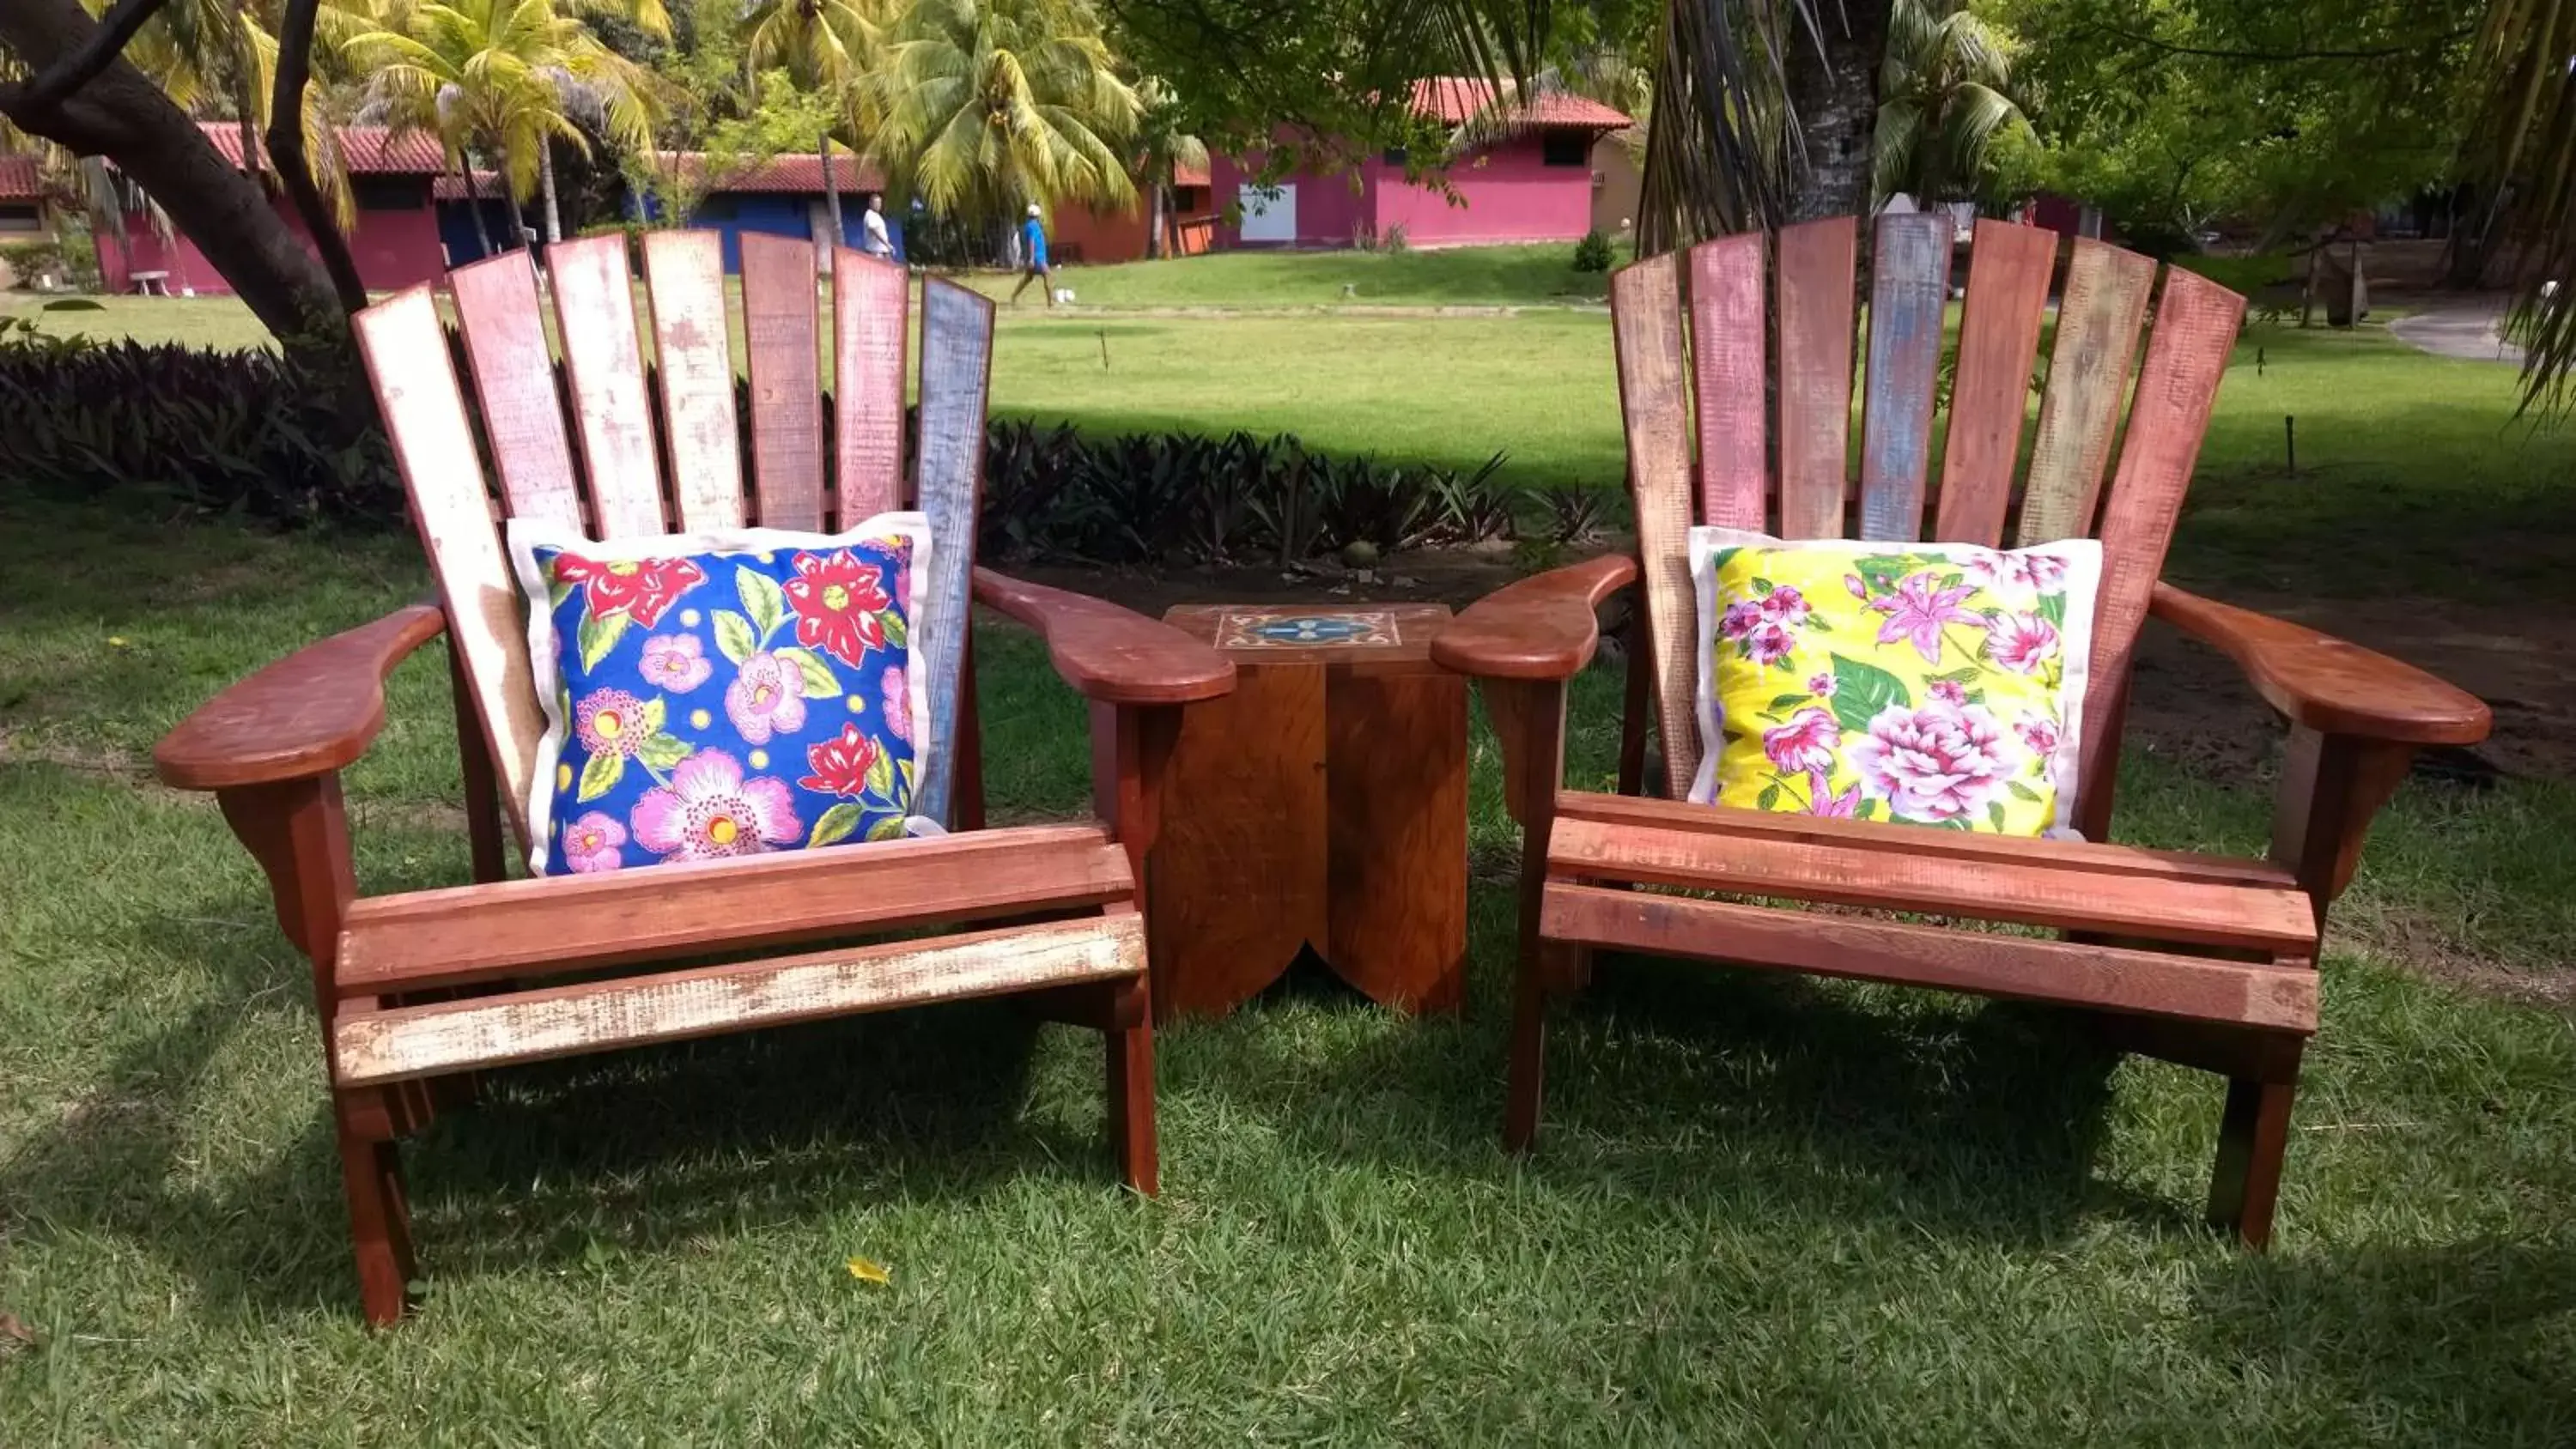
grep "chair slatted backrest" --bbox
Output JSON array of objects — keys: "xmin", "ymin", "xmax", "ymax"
[
  {"xmin": 355, "ymin": 234, "xmax": 993, "ymax": 847},
  {"xmin": 1612, "ymin": 216, "xmax": 2245, "ymax": 816}
]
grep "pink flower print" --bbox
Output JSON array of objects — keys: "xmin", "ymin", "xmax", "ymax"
[
  {"xmin": 2015, "ymin": 713, "xmax": 2062, "ymax": 758},
  {"xmin": 1746, "ymin": 623, "xmax": 1798, "ymax": 668},
  {"xmin": 1719, "ymin": 600, "xmax": 1762, "ymax": 640},
  {"xmin": 1807, "ymin": 770, "xmax": 1861, "ymax": 818},
  {"xmin": 1928, "ymin": 679, "xmax": 1968, "ymax": 706},
  {"xmin": 1985, "ymin": 612, "xmax": 2060, "ymax": 675},
  {"xmin": 562, "ymin": 810, "xmax": 628, "ymax": 873},
  {"xmin": 1867, "ymin": 572, "xmax": 1985, "ymax": 664},
  {"xmin": 1807, "ymin": 671, "xmax": 1837, "ymax": 697},
  {"xmin": 630, "ymin": 749, "xmax": 801, "ymax": 862},
  {"xmin": 2022, "ymin": 553, "xmax": 2067, "ymax": 591},
  {"xmin": 1763, "ymin": 707, "xmax": 1842, "ymax": 779},
  {"xmin": 640, "ymin": 634, "xmax": 713, "ymax": 694},
  {"xmin": 1848, "ymin": 700, "xmax": 2019, "ymax": 823},
  {"xmin": 1964, "ymin": 551, "xmax": 2040, "ymax": 594},
  {"xmin": 882, "ymin": 664, "xmax": 913, "ymax": 745},
  {"xmin": 574, "ymin": 688, "xmax": 646, "ymax": 758},
  {"xmin": 724, "ymin": 652, "xmax": 808, "ymax": 744},
  {"xmin": 1844, "ymin": 573, "xmax": 1870, "ymax": 601},
  {"xmin": 1758, "ymin": 585, "xmax": 1809, "ymax": 627}
]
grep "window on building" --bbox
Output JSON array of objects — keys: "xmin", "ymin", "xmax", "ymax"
[
  {"xmin": 0, "ymin": 203, "xmax": 42, "ymax": 233},
  {"xmin": 1540, "ymin": 130, "xmax": 1589, "ymax": 167},
  {"xmin": 1382, "ymin": 146, "xmax": 1408, "ymax": 167},
  {"xmin": 350, "ymin": 176, "xmax": 423, "ymax": 211}
]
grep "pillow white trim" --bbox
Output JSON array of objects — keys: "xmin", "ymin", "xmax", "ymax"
[
  {"xmin": 506, "ymin": 514, "xmax": 939, "ymax": 875},
  {"xmin": 1686, "ymin": 527, "xmax": 2103, "ymax": 834}
]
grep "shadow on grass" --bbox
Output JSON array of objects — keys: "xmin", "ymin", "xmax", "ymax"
[{"xmin": 0, "ymin": 882, "xmax": 1117, "ymax": 1318}]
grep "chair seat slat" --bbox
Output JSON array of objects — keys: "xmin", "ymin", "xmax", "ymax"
[
  {"xmin": 547, "ymin": 234, "xmax": 666, "ymax": 536},
  {"xmin": 834, "ymin": 250, "xmax": 912, "ymax": 522},
  {"xmin": 1776, "ymin": 217, "xmax": 1858, "ymax": 539},
  {"xmin": 642, "ymin": 230, "xmax": 748, "ymax": 530},
  {"xmin": 910, "ymin": 280, "xmax": 996, "ymax": 823},
  {"xmin": 1934, "ymin": 219, "xmax": 2056, "ymax": 544},
  {"xmin": 1608, "ymin": 252, "xmax": 1702, "ymax": 799},
  {"xmin": 447, "ymin": 250, "xmax": 584, "ymax": 530},
  {"xmin": 1687, "ymin": 233, "xmax": 1768, "ymax": 530},
  {"xmin": 739, "ymin": 233, "xmax": 826, "ymax": 529},
  {"xmin": 1856, "ymin": 211, "xmax": 1954, "ymax": 542},
  {"xmin": 2018, "ymin": 238, "xmax": 2158, "ymax": 545}
]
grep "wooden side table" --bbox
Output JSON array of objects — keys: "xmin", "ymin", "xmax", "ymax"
[{"xmin": 1150, "ymin": 604, "xmax": 1468, "ymax": 1019}]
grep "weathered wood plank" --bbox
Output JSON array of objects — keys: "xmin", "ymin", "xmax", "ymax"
[
  {"xmin": 908, "ymin": 279, "xmax": 995, "ymax": 824},
  {"xmin": 1541, "ymin": 884, "xmax": 2318, "ymax": 1032},
  {"xmin": 1856, "ymin": 210, "xmax": 1954, "ymax": 541},
  {"xmin": 1547, "ymin": 813, "xmax": 2316, "ymax": 951},
  {"xmin": 545, "ymin": 233, "xmax": 665, "ymax": 536},
  {"xmin": 2017, "ymin": 238, "xmax": 2157, "ymax": 545},
  {"xmin": 738, "ymin": 232, "xmax": 826, "ymax": 529},
  {"xmin": 641, "ymin": 228, "xmax": 747, "ymax": 530},
  {"xmin": 833, "ymin": 248, "xmax": 911, "ymax": 524},
  {"xmin": 351, "ymin": 288, "xmax": 543, "ymax": 844},
  {"xmin": 337, "ymin": 823, "xmax": 1130, "ymax": 993},
  {"xmin": 1687, "ymin": 231, "xmax": 1768, "ymax": 530},
  {"xmin": 1608, "ymin": 252, "xmax": 1702, "ymax": 798},
  {"xmin": 333, "ymin": 914, "xmax": 1146, "ymax": 1085},
  {"xmin": 1776, "ymin": 216, "xmax": 1858, "ymax": 538},
  {"xmin": 1934, "ymin": 219, "xmax": 2056, "ymax": 544},
  {"xmin": 446, "ymin": 249, "xmax": 583, "ymax": 530},
  {"xmin": 2080, "ymin": 268, "xmax": 2245, "ymax": 809},
  {"xmin": 1555, "ymin": 790, "xmax": 2299, "ymax": 888}
]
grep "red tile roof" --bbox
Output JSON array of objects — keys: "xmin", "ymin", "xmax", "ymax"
[
  {"xmin": 1409, "ymin": 78, "xmax": 1631, "ymax": 130},
  {"xmin": 646, "ymin": 151, "xmax": 886, "ymax": 195},
  {"xmin": 431, "ymin": 170, "xmax": 497, "ymax": 201},
  {"xmin": 195, "ymin": 121, "xmax": 450, "ymax": 174},
  {"xmin": 1174, "ymin": 160, "xmax": 1211, "ymax": 188},
  {"xmin": 0, "ymin": 155, "xmax": 43, "ymax": 202}
]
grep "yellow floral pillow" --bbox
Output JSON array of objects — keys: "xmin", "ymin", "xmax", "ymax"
[{"xmin": 1686, "ymin": 528, "xmax": 2101, "ymax": 835}]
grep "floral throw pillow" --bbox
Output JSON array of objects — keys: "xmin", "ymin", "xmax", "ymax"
[
  {"xmin": 1685, "ymin": 528, "xmax": 2102, "ymax": 836},
  {"xmin": 506, "ymin": 516, "xmax": 939, "ymax": 876}
]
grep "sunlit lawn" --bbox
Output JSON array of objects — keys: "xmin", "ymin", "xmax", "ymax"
[{"xmin": 3, "ymin": 258, "xmax": 2573, "ymax": 1442}]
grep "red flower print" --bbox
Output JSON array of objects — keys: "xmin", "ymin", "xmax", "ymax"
[
  {"xmin": 783, "ymin": 550, "xmax": 892, "ymax": 666},
  {"xmin": 551, "ymin": 552, "xmax": 705, "ymax": 627},
  {"xmin": 800, "ymin": 723, "xmax": 879, "ymax": 797}
]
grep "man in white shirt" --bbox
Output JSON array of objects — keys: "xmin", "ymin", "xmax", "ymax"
[{"xmin": 861, "ymin": 194, "xmax": 894, "ymax": 259}]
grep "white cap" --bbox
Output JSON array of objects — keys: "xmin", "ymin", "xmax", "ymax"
[{"xmin": 1027, "ymin": 203, "xmax": 1042, "ymax": 217}]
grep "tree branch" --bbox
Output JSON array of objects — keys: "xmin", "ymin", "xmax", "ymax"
[
  {"xmin": 0, "ymin": 0, "xmax": 175, "ymax": 116},
  {"xmin": 266, "ymin": 0, "xmax": 368, "ymax": 315},
  {"xmin": 2075, "ymin": 20, "xmax": 2476, "ymax": 64}
]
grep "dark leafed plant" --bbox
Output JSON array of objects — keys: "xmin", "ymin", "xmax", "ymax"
[{"xmin": 1541, "ymin": 482, "xmax": 1614, "ymax": 545}]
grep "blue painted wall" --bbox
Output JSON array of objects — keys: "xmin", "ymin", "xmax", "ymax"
[
  {"xmin": 436, "ymin": 198, "xmax": 514, "ymax": 266},
  {"xmin": 435, "ymin": 192, "xmax": 904, "ymax": 272}
]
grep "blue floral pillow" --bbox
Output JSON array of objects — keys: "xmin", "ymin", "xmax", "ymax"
[{"xmin": 506, "ymin": 516, "xmax": 938, "ymax": 876}]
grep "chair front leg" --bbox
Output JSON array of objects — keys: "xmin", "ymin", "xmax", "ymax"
[
  {"xmin": 1616, "ymin": 612, "xmax": 1651, "ymax": 798},
  {"xmin": 1088, "ymin": 701, "xmax": 1184, "ymax": 1196},
  {"xmin": 1483, "ymin": 678, "xmax": 1571, "ymax": 1152},
  {"xmin": 2269, "ymin": 725, "xmax": 2416, "ymax": 930}
]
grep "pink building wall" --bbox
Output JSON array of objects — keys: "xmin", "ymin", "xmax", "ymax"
[
  {"xmin": 100, "ymin": 191, "xmax": 447, "ymax": 296},
  {"xmin": 1212, "ymin": 134, "xmax": 1603, "ymax": 250}
]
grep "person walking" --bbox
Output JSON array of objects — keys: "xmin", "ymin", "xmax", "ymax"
[
  {"xmin": 1009, "ymin": 202, "xmax": 1057, "ymax": 307},
  {"xmin": 861, "ymin": 194, "xmax": 895, "ymax": 260}
]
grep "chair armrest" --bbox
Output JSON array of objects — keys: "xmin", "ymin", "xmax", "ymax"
[
  {"xmin": 971, "ymin": 568, "xmax": 1234, "ymax": 706},
  {"xmin": 1430, "ymin": 554, "xmax": 1639, "ymax": 681},
  {"xmin": 2149, "ymin": 584, "xmax": 2491, "ymax": 746},
  {"xmin": 155, "ymin": 604, "xmax": 449, "ymax": 791}
]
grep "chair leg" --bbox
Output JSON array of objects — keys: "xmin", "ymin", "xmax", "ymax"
[
  {"xmin": 1615, "ymin": 618, "xmax": 1650, "ymax": 798},
  {"xmin": 1106, "ymin": 978, "xmax": 1157, "ymax": 1196},
  {"xmin": 1503, "ymin": 944, "xmax": 1553, "ymax": 1153},
  {"xmin": 2206, "ymin": 1040, "xmax": 2303, "ymax": 1250},
  {"xmin": 334, "ymin": 1091, "xmax": 416, "ymax": 1325}
]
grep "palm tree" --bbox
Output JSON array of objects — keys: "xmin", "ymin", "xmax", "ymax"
[
  {"xmin": 736, "ymin": 0, "xmax": 888, "ymax": 252},
  {"xmin": 1870, "ymin": 0, "xmax": 2026, "ymax": 206},
  {"xmin": 1131, "ymin": 78, "xmax": 1202, "ymax": 258},
  {"xmin": 349, "ymin": 0, "xmax": 665, "ymax": 246},
  {"xmin": 2464, "ymin": 0, "xmax": 2576, "ymax": 409},
  {"xmin": 867, "ymin": 0, "xmax": 1139, "ymax": 251}
]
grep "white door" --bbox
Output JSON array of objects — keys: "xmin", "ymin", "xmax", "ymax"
[{"xmin": 1238, "ymin": 183, "xmax": 1297, "ymax": 244}]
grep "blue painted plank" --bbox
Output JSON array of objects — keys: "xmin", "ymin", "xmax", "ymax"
[
  {"xmin": 1856, "ymin": 211, "xmax": 1955, "ymax": 542},
  {"xmin": 909, "ymin": 279, "xmax": 994, "ymax": 826}
]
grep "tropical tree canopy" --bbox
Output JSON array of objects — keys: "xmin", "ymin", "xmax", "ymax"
[
  {"xmin": 870, "ymin": 0, "xmax": 1140, "ymax": 219},
  {"xmin": 1872, "ymin": 0, "xmax": 2027, "ymax": 205}
]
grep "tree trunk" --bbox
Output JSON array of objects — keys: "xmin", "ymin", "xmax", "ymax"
[
  {"xmin": 1148, "ymin": 179, "xmax": 1166, "ymax": 259},
  {"xmin": 467, "ymin": 155, "xmax": 497, "ymax": 258},
  {"xmin": 495, "ymin": 142, "xmax": 528, "ymax": 249},
  {"xmin": 820, "ymin": 130, "xmax": 842, "ymax": 271},
  {"xmin": 1783, "ymin": 0, "xmax": 1892, "ymax": 222},
  {"xmin": 539, "ymin": 141, "xmax": 562, "ymax": 246},
  {"xmin": 0, "ymin": 0, "xmax": 342, "ymax": 341}
]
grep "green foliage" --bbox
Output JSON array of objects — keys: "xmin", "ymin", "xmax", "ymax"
[
  {"xmin": 0, "ymin": 237, "xmax": 64, "ymax": 287},
  {"xmin": 1571, "ymin": 228, "xmax": 1614, "ymax": 272},
  {"xmin": 1874, "ymin": 0, "xmax": 2032, "ymax": 205},
  {"xmin": 0, "ymin": 318, "xmax": 398, "ymax": 525},
  {"xmin": 869, "ymin": 0, "xmax": 1140, "ymax": 222},
  {"xmin": 977, "ymin": 420, "xmax": 1521, "ymax": 565}
]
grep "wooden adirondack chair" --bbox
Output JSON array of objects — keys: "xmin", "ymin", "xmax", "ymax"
[
  {"xmin": 150, "ymin": 233, "xmax": 1234, "ymax": 1324},
  {"xmin": 1431, "ymin": 216, "xmax": 2493, "ymax": 1246}
]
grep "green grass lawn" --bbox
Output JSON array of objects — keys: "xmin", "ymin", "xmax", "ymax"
[
  {"xmin": 5, "ymin": 258, "xmax": 2575, "ymax": 1442},
  {"xmin": 954, "ymin": 241, "xmax": 1613, "ymax": 309}
]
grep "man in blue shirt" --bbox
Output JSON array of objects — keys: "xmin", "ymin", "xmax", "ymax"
[{"xmin": 1009, "ymin": 202, "xmax": 1058, "ymax": 307}]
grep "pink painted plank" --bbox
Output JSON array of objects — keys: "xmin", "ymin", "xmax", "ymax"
[
  {"xmin": 1934, "ymin": 219, "xmax": 2056, "ymax": 544},
  {"xmin": 1687, "ymin": 231, "xmax": 1768, "ymax": 530},
  {"xmin": 2017, "ymin": 238, "xmax": 2158, "ymax": 546},
  {"xmin": 545, "ymin": 234, "xmax": 666, "ymax": 537},
  {"xmin": 2077, "ymin": 266, "xmax": 2246, "ymax": 809},
  {"xmin": 738, "ymin": 233, "xmax": 826, "ymax": 530},
  {"xmin": 447, "ymin": 249, "xmax": 583, "ymax": 530},
  {"xmin": 833, "ymin": 248, "xmax": 911, "ymax": 524},
  {"xmin": 1856, "ymin": 210, "xmax": 1955, "ymax": 542},
  {"xmin": 1776, "ymin": 216, "xmax": 1857, "ymax": 539},
  {"xmin": 641, "ymin": 229, "xmax": 746, "ymax": 530},
  {"xmin": 1609, "ymin": 252, "xmax": 1702, "ymax": 798}
]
